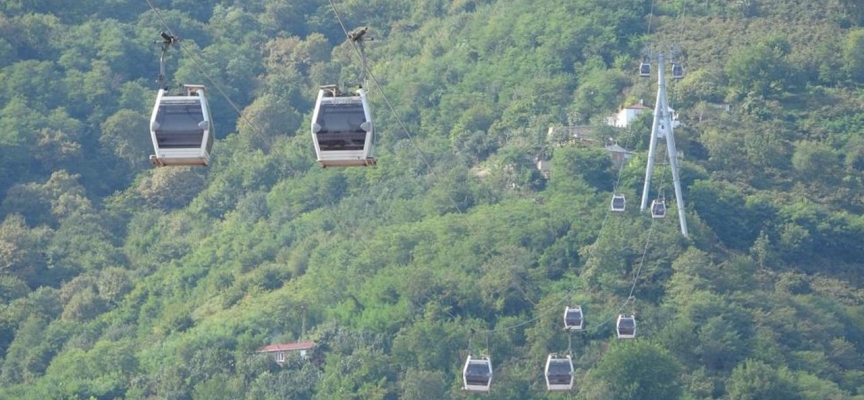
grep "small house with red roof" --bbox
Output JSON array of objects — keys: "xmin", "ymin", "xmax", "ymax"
[{"xmin": 258, "ymin": 340, "xmax": 316, "ymax": 366}]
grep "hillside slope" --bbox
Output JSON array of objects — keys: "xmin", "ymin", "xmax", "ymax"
[{"xmin": 2, "ymin": 0, "xmax": 864, "ymax": 399}]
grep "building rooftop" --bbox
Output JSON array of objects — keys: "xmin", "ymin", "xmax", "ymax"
[{"xmin": 258, "ymin": 340, "xmax": 316, "ymax": 353}]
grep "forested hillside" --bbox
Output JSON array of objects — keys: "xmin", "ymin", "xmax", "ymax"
[{"xmin": 2, "ymin": 0, "xmax": 864, "ymax": 398}]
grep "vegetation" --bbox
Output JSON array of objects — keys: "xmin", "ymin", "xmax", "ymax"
[{"xmin": 1, "ymin": 0, "xmax": 864, "ymax": 399}]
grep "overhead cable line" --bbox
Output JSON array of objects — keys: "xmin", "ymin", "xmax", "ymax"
[
  {"xmin": 143, "ymin": 0, "xmax": 267, "ymax": 143},
  {"xmin": 327, "ymin": 0, "xmax": 476, "ymax": 223}
]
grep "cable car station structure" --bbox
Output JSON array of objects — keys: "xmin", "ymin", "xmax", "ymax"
[{"xmin": 639, "ymin": 51, "xmax": 689, "ymax": 237}]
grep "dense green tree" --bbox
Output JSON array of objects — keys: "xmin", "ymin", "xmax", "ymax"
[
  {"xmin": 552, "ymin": 146, "xmax": 614, "ymax": 190},
  {"xmin": 399, "ymin": 368, "xmax": 448, "ymax": 400},
  {"xmin": 726, "ymin": 359, "xmax": 800, "ymax": 400},
  {"xmin": 725, "ymin": 37, "xmax": 793, "ymax": 98},
  {"xmin": 571, "ymin": 68, "xmax": 630, "ymax": 122},
  {"xmin": 100, "ymin": 109, "xmax": 152, "ymax": 170},
  {"xmin": 136, "ymin": 167, "xmax": 207, "ymax": 211},
  {"xmin": 3, "ymin": 1, "xmax": 864, "ymax": 399},
  {"xmin": 842, "ymin": 29, "xmax": 864, "ymax": 83},
  {"xmin": 591, "ymin": 341, "xmax": 683, "ymax": 400},
  {"xmin": 0, "ymin": 315, "xmax": 50, "ymax": 385},
  {"xmin": 0, "ymin": 214, "xmax": 54, "ymax": 287},
  {"xmin": 192, "ymin": 373, "xmax": 245, "ymax": 400},
  {"xmin": 0, "ymin": 275, "xmax": 29, "ymax": 304},
  {"xmin": 791, "ymin": 140, "xmax": 841, "ymax": 184}
]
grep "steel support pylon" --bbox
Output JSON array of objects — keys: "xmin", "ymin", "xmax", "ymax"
[{"xmin": 639, "ymin": 53, "xmax": 689, "ymax": 237}]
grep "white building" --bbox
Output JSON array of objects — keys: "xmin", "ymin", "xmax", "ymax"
[
  {"xmin": 607, "ymin": 102, "xmax": 650, "ymax": 128},
  {"xmin": 607, "ymin": 102, "xmax": 680, "ymax": 128}
]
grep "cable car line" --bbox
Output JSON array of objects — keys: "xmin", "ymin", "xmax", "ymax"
[
  {"xmin": 557, "ymin": 119, "xmax": 664, "ymax": 336},
  {"xmin": 556, "ymin": 135, "xmax": 644, "ymax": 338},
  {"xmin": 143, "ymin": 24, "xmax": 216, "ymax": 167},
  {"xmin": 677, "ymin": 0, "xmax": 689, "ymax": 43},
  {"xmin": 608, "ymin": 123, "xmax": 642, "ymax": 215},
  {"xmin": 492, "ymin": 123, "xmax": 662, "ymax": 345},
  {"xmin": 326, "ymin": 0, "xmax": 471, "ymax": 217},
  {"xmin": 583, "ymin": 140, "xmax": 662, "ymax": 332},
  {"xmin": 639, "ymin": 0, "xmax": 659, "ymax": 77},
  {"xmin": 145, "ymin": 0, "xmax": 671, "ymax": 387},
  {"xmin": 446, "ymin": 205, "xmax": 648, "ymax": 335},
  {"xmin": 329, "ymin": 0, "xmax": 669, "ymax": 383},
  {"xmin": 577, "ymin": 220, "xmax": 657, "ymax": 336},
  {"xmin": 322, "ymin": 2, "xmax": 537, "ymax": 345},
  {"xmin": 646, "ymin": 0, "xmax": 656, "ymax": 36},
  {"xmin": 143, "ymin": 0, "xmax": 267, "ymax": 145},
  {"xmin": 323, "ymin": 3, "xmax": 552, "ymax": 331},
  {"xmin": 561, "ymin": 0, "xmax": 688, "ymax": 339}
]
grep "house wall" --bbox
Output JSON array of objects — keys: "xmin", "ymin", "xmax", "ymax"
[{"xmin": 609, "ymin": 108, "xmax": 646, "ymax": 128}]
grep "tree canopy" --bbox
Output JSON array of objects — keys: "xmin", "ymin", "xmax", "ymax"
[{"xmin": 1, "ymin": 0, "xmax": 864, "ymax": 399}]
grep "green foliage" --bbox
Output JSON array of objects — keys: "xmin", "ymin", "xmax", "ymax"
[
  {"xmin": 572, "ymin": 68, "xmax": 630, "ymax": 122},
  {"xmin": 689, "ymin": 180, "xmax": 772, "ymax": 249},
  {"xmin": 100, "ymin": 109, "xmax": 152, "ymax": 171},
  {"xmin": 726, "ymin": 359, "xmax": 801, "ymax": 400},
  {"xmin": 725, "ymin": 37, "xmax": 793, "ymax": 99},
  {"xmin": 842, "ymin": 29, "xmax": 864, "ymax": 83},
  {"xmin": 399, "ymin": 368, "xmax": 448, "ymax": 400},
  {"xmin": 552, "ymin": 146, "xmax": 614, "ymax": 190},
  {"xmin": 1, "ymin": 1, "xmax": 864, "ymax": 399},
  {"xmin": 591, "ymin": 340, "xmax": 683, "ymax": 400}
]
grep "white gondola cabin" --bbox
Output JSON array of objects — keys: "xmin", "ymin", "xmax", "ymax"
[
  {"xmin": 672, "ymin": 63, "xmax": 685, "ymax": 80},
  {"xmin": 311, "ymin": 86, "xmax": 376, "ymax": 168},
  {"xmin": 545, "ymin": 354, "xmax": 574, "ymax": 391},
  {"xmin": 639, "ymin": 61, "xmax": 651, "ymax": 77},
  {"xmin": 149, "ymin": 84, "xmax": 214, "ymax": 167},
  {"xmin": 617, "ymin": 315, "xmax": 636, "ymax": 339},
  {"xmin": 563, "ymin": 306, "xmax": 584, "ymax": 331},
  {"xmin": 462, "ymin": 355, "xmax": 493, "ymax": 393},
  {"xmin": 651, "ymin": 199, "xmax": 666, "ymax": 219},
  {"xmin": 611, "ymin": 194, "xmax": 626, "ymax": 212}
]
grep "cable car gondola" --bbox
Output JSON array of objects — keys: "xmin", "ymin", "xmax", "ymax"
[
  {"xmin": 148, "ymin": 33, "xmax": 214, "ymax": 167},
  {"xmin": 611, "ymin": 194, "xmax": 626, "ymax": 212},
  {"xmin": 310, "ymin": 86, "xmax": 376, "ymax": 168},
  {"xmin": 650, "ymin": 199, "xmax": 666, "ymax": 219},
  {"xmin": 563, "ymin": 306, "xmax": 584, "ymax": 331},
  {"xmin": 639, "ymin": 61, "xmax": 651, "ymax": 77},
  {"xmin": 462, "ymin": 355, "xmax": 493, "ymax": 393},
  {"xmin": 617, "ymin": 315, "xmax": 636, "ymax": 339},
  {"xmin": 545, "ymin": 354, "xmax": 574, "ymax": 391},
  {"xmin": 149, "ymin": 84, "xmax": 214, "ymax": 167},
  {"xmin": 672, "ymin": 63, "xmax": 685, "ymax": 80}
]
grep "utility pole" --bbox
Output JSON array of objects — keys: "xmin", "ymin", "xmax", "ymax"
[
  {"xmin": 300, "ymin": 302, "xmax": 307, "ymax": 339},
  {"xmin": 639, "ymin": 52, "xmax": 689, "ymax": 237}
]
